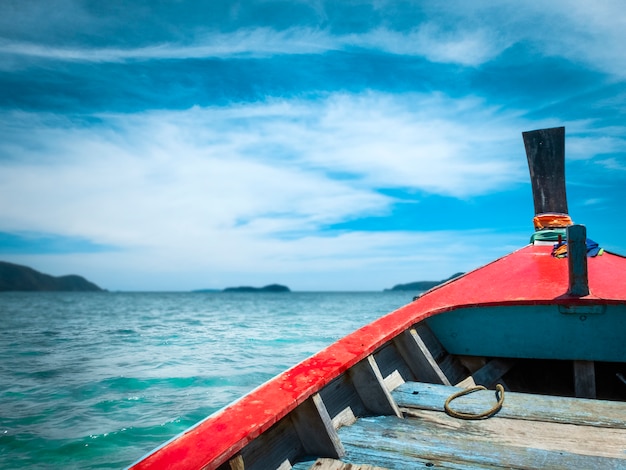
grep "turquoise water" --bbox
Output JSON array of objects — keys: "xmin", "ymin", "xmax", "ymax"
[{"xmin": 0, "ymin": 291, "xmax": 412, "ymax": 469}]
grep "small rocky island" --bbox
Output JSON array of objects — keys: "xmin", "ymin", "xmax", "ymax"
[
  {"xmin": 386, "ymin": 272, "xmax": 464, "ymax": 292},
  {"xmin": 223, "ymin": 284, "xmax": 290, "ymax": 293},
  {"xmin": 0, "ymin": 261, "xmax": 104, "ymax": 292}
]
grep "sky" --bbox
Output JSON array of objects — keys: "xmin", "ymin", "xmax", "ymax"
[{"xmin": 1, "ymin": 0, "xmax": 625, "ymax": 291}]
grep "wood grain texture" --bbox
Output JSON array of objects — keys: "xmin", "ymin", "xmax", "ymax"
[
  {"xmin": 349, "ymin": 356, "xmax": 402, "ymax": 418},
  {"xmin": 337, "ymin": 412, "xmax": 626, "ymax": 469},
  {"xmin": 469, "ymin": 358, "xmax": 513, "ymax": 388},
  {"xmin": 567, "ymin": 224, "xmax": 590, "ymax": 296},
  {"xmin": 131, "ymin": 244, "xmax": 626, "ymax": 470},
  {"xmin": 291, "ymin": 393, "xmax": 344, "ymax": 459},
  {"xmin": 573, "ymin": 360, "xmax": 596, "ymax": 398},
  {"xmin": 393, "ymin": 382, "xmax": 626, "ymax": 429},
  {"xmin": 393, "ymin": 328, "xmax": 451, "ymax": 385},
  {"xmin": 523, "ymin": 126, "xmax": 568, "ymax": 215},
  {"xmin": 308, "ymin": 458, "xmax": 388, "ymax": 469}
]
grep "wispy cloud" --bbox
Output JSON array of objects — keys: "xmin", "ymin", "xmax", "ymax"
[
  {"xmin": 595, "ymin": 157, "xmax": 626, "ymax": 171},
  {"xmin": 1, "ymin": 0, "xmax": 625, "ymax": 289},
  {"xmin": 0, "ymin": 92, "xmax": 533, "ymax": 288},
  {"xmin": 0, "ymin": 25, "xmax": 504, "ymax": 68},
  {"xmin": 2, "ymin": 0, "xmax": 625, "ymax": 83},
  {"xmin": 567, "ymin": 134, "xmax": 626, "ymax": 161},
  {"xmin": 2, "ymin": 1, "xmax": 626, "ymax": 74},
  {"xmin": 353, "ymin": 25, "xmax": 507, "ymax": 66},
  {"xmin": 0, "ymin": 28, "xmax": 336, "ymax": 64},
  {"xmin": 529, "ymin": 0, "xmax": 626, "ymax": 78}
]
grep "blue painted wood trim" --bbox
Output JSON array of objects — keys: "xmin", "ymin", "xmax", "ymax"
[{"xmin": 426, "ymin": 304, "xmax": 626, "ymax": 361}]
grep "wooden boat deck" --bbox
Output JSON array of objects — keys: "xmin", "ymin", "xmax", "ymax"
[{"xmin": 296, "ymin": 382, "xmax": 626, "ymax": 470}]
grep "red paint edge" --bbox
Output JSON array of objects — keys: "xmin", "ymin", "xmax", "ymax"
[{"xmin": 130, "ymin": 245, "xmax": 626, "ymax": 469}]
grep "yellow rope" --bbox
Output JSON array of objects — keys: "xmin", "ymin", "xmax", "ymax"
[{"xmin": 444, "ymin": 384, "xmax": 505, "ymax": 420}]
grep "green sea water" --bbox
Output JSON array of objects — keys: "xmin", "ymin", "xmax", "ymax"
[{"xmin": 0, "ymin": 291, "xmax": 412, "ymax": 469}]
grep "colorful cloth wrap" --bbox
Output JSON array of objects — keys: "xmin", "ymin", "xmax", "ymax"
[
  {"xmin": 534, "ymin": 213, "xmax": 573, "ymax": 230},
  {"xmin": 552, "ymin": 238, "xmax": 604, "ymax": 258}
]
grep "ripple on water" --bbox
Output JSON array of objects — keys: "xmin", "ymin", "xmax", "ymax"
[{"xmin": 0, "ymin": 291, "xmax": 411, "ymax": 469}]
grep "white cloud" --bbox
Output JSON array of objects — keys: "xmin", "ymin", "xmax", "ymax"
[
  {"xmin": 424, "ymin": 0, "xmax": 626, "ymax": 78},
  {"xmin": 0, "ymin": 25, "xmax": 501, "ymax": 69},
  {"xmin": 299, "ymin": 93, "xmax": 524, "ymax": 195},
  {"xmin": 567, "ymin": 135, "xmax": 626, "ymax": 161},
  {"xmin": 595, "ymin": 157, "xmax": 626, "ymax": 171},
  {"xmin": 0, "ymin": 92, "xmax": 533, "ymax": 289},
  {"xmin": 2, "ymin": 228, "xmax": 520, "ymax": 291},
  {"xmin": 2, "ymin": 0, "xmax": 626, "ymax": 78},
  {"xmin": 531, "ymin": 0, "xmax": 626, "ymax": 77},
  {"xmin": 0, "ymin": 28, "xmax": 337, "ymax": 65},
  {"xmin": 0, "ymin": 21, "xmax": 509, "ymax": 69},
  {"xmin": 351, "ymin": 25, "xmax": 506, "ymax": 66}
]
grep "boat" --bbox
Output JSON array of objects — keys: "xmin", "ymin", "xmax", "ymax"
[{"xmin": 129, "ymin": 127, "xmax": 626, "ymax": 470}]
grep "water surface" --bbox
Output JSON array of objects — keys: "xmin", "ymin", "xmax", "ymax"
[{"xmin": 0, "ymin": 291, "xmax": 412, "ymax": 469}]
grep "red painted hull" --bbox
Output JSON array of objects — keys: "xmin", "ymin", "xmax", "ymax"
[{"xmin": 129, "ymin": 244, "xmax": 626, "ymax": 469}]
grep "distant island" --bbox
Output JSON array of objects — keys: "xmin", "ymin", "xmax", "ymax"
[
  {"xmin": 0, "ymin": 261, "xmax": 104, "ymax": 292},
  {"xmin": 223, "ymin": 284, "xmax": 291, "ymax": 293},
  {"xmin": 385, "ymin": 272, "xmax": 464, "ymax": 292}
]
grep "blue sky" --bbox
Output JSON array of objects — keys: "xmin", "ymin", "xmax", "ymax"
[{"xmin": 1, "ymin": 1, "xmax": 625, "ymax": 291}]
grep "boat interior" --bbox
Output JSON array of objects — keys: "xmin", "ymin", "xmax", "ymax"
[
  {"xmin": 221, "ymin": 320, "xmax": 626, "ymax": 470},
  {"xmin": 133, "ymin": 128, "xmax": 625, "ymax": 470}
]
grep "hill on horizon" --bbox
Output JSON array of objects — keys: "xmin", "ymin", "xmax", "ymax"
[
  {"xmin": 222, "ymin": 284, "xmax": 290, "ymax": 293},
  {"xmin": 385, "ymin": 272, "xmax": 464, "ymax": 292},
  {"xmin": 0, "ymin": 261, "xmax": 104, "ymax": 292}
]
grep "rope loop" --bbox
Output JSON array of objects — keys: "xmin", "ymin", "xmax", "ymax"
[{"xmin": 444, "ymin": 384, "xmax": 505, "ymax": 420}]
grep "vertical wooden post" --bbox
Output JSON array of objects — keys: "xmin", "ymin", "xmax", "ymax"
[
  {"xmin": 228, "ymin": 455, "xmax": 244, "ymax": 470},
  {"xmin": 291, "ymin": 393, "xmax": 345, "ymax": 459},
  {"xmin": 349, "ymin": 355, "xmax": 402, "ymax": 417},
  {"xmin": 574, "ymin": 360, "xmax": 596, "ymax": 399},
  {"xmin": 393, "ymin": 328, "xmax": 451, "ymax": 385},
  {"xmin": 522, "ymin": 127, "xmax": 568, "ymax": 215},
  {"xmin": 567, "ymin": 225, "xmax": 589, "ymax": 297}
]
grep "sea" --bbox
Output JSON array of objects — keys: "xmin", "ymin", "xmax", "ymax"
[{"xmin": 0, "ymin": 291, "xmax": 414, "ymax": 469}]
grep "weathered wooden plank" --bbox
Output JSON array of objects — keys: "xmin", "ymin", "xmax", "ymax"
[
  {"xmin": 308, "ymin": 458, "xmax": 388, "ymax": 470},
  {"xmin": 228, "ymin": 454, "xmax": 244, "ymax": 470},
  {"xmin": 393, "ymin": 382, "xmax": 626, "ymax": 429},
  {"xmin": 318, "ymin": 373, "xmax": 368, "ymax": 424},
  {"xmin": 372, "ymin": 342, "xmax": 414, "ymax": 387},
  {"xmin": 393, "ymin": 328, "xmax": 451, "ymax": 385},
  {"xmin": 412, "ymin": 323, "xmax": 448, "ymax": 362},
  {"xmin": 349, "ymin": 356, "xmax": 402, "ymax": 417},
  {"xmin": 294, "ymin": 452, "xmax": 488, "ymax": 470},
  {"xmin": 469, "ymin": 358, "xmax": 513, "ymax": 388},
  {"xmin": 277, "ymin": 460, "xmax": 292, "ymax": 470},
  {"xmin": 574, "ymin": 360, "xmax": 596, "ymax": 398},
  {"xmin": 291, "ymin": 393, "xmax": 345, "ymax": 459},
  {"xmin": 455, "ymin": 358, "xmax": 513, "ymax": 389},
  {"xmin": 382, "ymin": 369, "xmax": 404, "ymax": 391},
  {"xmin": 233, "ymin": 414, "xmax": 303, "ymax": 470},
  {"xmin": 413, "ymin": 323, "xmax": 468, "ymax": 384},
  {"xmin": 330, "ymin": 406, "xmax": 356, "ymax": 430},
  {"xmin": 338, "ymin": 413, "xmax": 626, "ymax": 469},
  {"xmin": 523, "ymin": 126, "xmax": 568, "ymax": 215},
  {"xmin": 456, "ymin": 355, "xmax": 486, "ymax": 374}
]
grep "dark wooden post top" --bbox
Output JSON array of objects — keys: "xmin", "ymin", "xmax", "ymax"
[{"xmin": 523, "ymin": 127, "xmax": 568, "ymax": 216}]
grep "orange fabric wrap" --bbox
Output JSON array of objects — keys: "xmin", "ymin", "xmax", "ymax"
[{"xmin": 533, "ymin": 213, "xmax": 573, "ymax": 230}]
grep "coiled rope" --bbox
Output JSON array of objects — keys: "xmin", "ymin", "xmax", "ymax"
[{"xmin": 444, "ymin": 384, "xmax": 505, "ymax": 420}]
